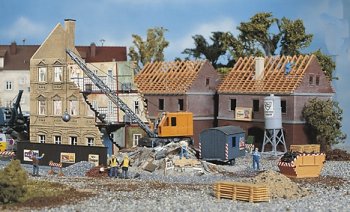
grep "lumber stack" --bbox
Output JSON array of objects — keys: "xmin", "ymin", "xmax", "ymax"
[{"xmin": 213, "ymin": 181, "xmax": 270, "ymax": 203}]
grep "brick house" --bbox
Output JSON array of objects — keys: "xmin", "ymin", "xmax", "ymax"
[
  {"xmin": 135, "ymin": 60, "xmax": 220, "ymax": 146},
  {"xmin": 217, "ymin": 55, "xmax": 334, "ymax": 149}
]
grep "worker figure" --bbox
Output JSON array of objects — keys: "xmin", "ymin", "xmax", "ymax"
[
  {"xmin": 120, "ymin": 154, "xmax": 130, "ymax": 179},
  {"xmin": 179, "ymin": 140, "xmax": 189, "ymax": 159},
  {"xmin": 252, "ymin": 147, "xmax": 260, "ymax": 171},
  {"xmin": 29, "ymin": 151, "xmax": 45, "ymax": 176},
  {"xmin": 108, "ymin": 155, "xmax": 119, "ymax": 178}
]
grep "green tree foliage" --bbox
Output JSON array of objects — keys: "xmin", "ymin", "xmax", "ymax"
[
  {"xmin": 237, "ymin": 12, "xmax": 281, "ymax": 56},
  {"xmin": 182, "ymin": 32, "xmax": 227, "ymax": 68},
  {"xmin": 313, "ymin": 49, "xmax": 337, "ymax": 80},
  {"xmin": 302, "ymin": 98, "xmax": 346, "ymax": 151},
  {"xmin": 128, "ymin": 27, "xmax": 169, "ymax": 72},
  {"xmin": 279, "ymin": 17, "xmax": 313, "ymax": 56},
  {"xmin": 0, "ymin": 160, "xmax": 28, "ymax": 203}
]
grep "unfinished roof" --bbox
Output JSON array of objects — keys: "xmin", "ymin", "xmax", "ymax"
[
  {"xmin": 218, "ymin": 54, "xmax": 315, "ymax": 94},
  {"xmin": 135, "ymin": 60, "xmax": 206, "ymax": 94}
]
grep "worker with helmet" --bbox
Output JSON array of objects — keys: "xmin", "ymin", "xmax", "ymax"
[
  {"xmin": 120, "ymin": 154, "xmax": 131, "ymax": 179},
  {"xmin": 108, "ymin": 155, "xmax": 119, "ymax": 178}
]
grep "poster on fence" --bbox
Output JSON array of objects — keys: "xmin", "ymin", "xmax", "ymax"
[
  {"xmin": 24, "ymin": 149, "xmax": 39, "ymax": 161},
  {"xmin": 60, "ymin": 152, "xmax": 75, "ymax": 163},
  {"xmin": 88, "ymin": 154, "xmax": 99, "ymax": 166}
]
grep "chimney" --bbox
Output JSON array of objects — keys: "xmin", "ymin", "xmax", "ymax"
[
  {"xmin": 90, "ymin": 42, "xmax": 96, "ymax": 57},
  {"xmin": 10, "ymin": 42, "xmax": 17, "ymax": 55},
  {"xmin": 64, "ymin": 19, "xmax": 76, "ymax": 49},
  {"xmin": 255, "ymin": 57, "xmax": 264, "ymax": 80}
]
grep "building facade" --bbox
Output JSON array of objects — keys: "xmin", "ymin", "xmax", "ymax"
[
  {"xmin": 135, "ymin": 60, "xmax": 220, "ymax": 146},
  {"xmin": 217, "ymin": 55, "xmax": 334, "ymax": 149}
]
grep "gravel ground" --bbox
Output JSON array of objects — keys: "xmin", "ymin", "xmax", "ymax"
[{"xmin": 1, "ymin": 153, "xmax": 349, "ymax": 212}]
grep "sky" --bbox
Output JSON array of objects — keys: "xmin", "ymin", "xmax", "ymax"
[{"xmin": 1, "ymin": 0, "xmax": 350, "ymax": 147}]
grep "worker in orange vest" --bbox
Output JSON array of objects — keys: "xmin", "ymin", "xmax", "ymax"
[{"xmin": 120, "ymin": 154, "xmax": 131, "ymax": 179}]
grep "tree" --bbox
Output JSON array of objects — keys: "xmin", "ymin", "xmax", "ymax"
[
  {"xmin": 237, "ymin": 12, "xmax": 281, "ymax": 56},
  {"xmin": 302, "ymin": 98, "xmax": 346, "ymax": 151},
  {"xmin": 313, "ymin": 49, "xmax": 337, "ymax": 80},
  {"xmin": 279, "ymin": 17, "xmax": 313, "ymax": 56},
  {"xmin": 128, "ymin": 27, "xmax": 169, "ymax": 72},
  {"xmin": 182, "ymin": 32, "xmax": 227, "ymax": 69}
]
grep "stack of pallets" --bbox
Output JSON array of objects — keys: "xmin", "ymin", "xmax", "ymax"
[{"xmin": 213, "ymin": 181, "xmax": 270, "ymax": 203}]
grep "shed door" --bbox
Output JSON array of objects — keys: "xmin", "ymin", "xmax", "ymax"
[{"xmin": 229, "ymin": 136, "xmax": 236, "ymax": 159}]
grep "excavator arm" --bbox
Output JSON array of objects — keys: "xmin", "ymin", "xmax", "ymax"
[{"xmin": 65, "ymin": 49, "xmax": 157, "ymax": 138}]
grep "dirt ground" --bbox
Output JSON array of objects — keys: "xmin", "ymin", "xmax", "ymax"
[{"xmin": 326, "ymin": 149, "xmax": 350, "ymax": 161}]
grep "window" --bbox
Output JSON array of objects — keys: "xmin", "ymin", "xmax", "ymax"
[
  {"xmin": 281, "ymin": 100, "xmax": 287, "ymax": 114},
  {"xmin": 205, "ymin": 78, "xmax": 210, "ymax": 86},
  {"xmin": 315, "ymin": 75, "xmax": 320, "ymax": 86},
  {"xmin": 309, "ymin": 74, "xmax": 314, "ymax": 85},
  {"xmin": 69, "ymin": 100, "xmax": 78, "ymax": 116},
  {"xmin": 159, "ymin": 99, "xmax": 164, "ymax": 110},
  {"xmin": 134, "ymin": 101, "xmax": 140, "ymax": 114},
  {"xmin": 178, "ymin": 99, "xmax": 184, "ymax": 111},
  {"xmin": 54, "ymin": 67, "xmax": 63, "ymax": 82},
  {"xmin": 38, "ymin": 67, "xmax": 47, "ymax": 82},
  {"xmin": 70, "ymin": 136, "xmax": 77, "ymax": 145},
  {"xmin": 232, "ymin": 137, "xmax": 236, "ymax": 148},
  {"xmin": 54, "ymin": 135, "xmax": 61, "ymax": 144},
  {"xmin": 133, "ymin": 134, "xmax": 142, "ymax": 147},
  {"xmin": 38, "ymin": 135, "xmax": 46, "ymax": 143},
  {"xmin": 53, "ymin": 100, "xmax": 62, "ymax": 115},
  {"xmin": 87, "ymin": 137, "xmax": 94, "ymax": 146},
  {"xmin": 253, "ymin": 100, "xmax": 259, "ymax": 112},
  {"xmin": 230, "ymin": 99, "xmax": 236, "ymax": 111},
  {"xmin": 171, "ymin": 117, "xmax": 177, "ymax": 126},
  {"xmin": 5, "ymin": 81, "xmax": 12, "ymax": 90},
  {"xmin": 38, "ymin": 100, "xmax": 46, "ymax": 115}
]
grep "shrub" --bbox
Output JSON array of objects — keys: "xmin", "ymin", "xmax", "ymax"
[{"xmin": 0, "ymin": 160, "xmax": 28, "ymax": 204}]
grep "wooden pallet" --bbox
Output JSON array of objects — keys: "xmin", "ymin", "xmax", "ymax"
[
  {"xmin": 290, "ymin": 144, "xmax": 320, "ymax": 153},
  {"xmin": 213, "ymin": 181, "xmax": 270, "ymax": 203}
]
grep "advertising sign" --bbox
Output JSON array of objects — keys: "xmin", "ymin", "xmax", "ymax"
[
  {"xmin": 235, "ymin": 107, "xmax": 252, "ymax": 121},
  {"xmin": 24, "ymin": 149, "xmax": 39, "ymax": 161},
  {"xmin": 88, "ymin": 154, "xmax": 99, "ymax": 166},
  {"xmin": 60, "ymin": 152, "xmax": 76, "ymax": 163}
]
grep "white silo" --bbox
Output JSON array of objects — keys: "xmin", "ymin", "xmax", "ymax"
[{"xmin": 262, "ymin": 94, "xmax": 287, "ymax": 155}]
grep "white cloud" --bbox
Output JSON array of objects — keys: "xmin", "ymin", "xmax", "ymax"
[
  {"xmin": 166, "ymin": 17, "xmax": 237, "ymax": 60},
  {"xmin": 5, "ymin": 17, "xmax": 46, "ymax": 39}
]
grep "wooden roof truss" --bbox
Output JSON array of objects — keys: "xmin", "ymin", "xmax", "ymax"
[
  {"xmin": 218, "ymin": 55, "xmax": 314, "ymax": 94},
  {"xmin": 135, "ymin": 60, "xmax": 205, "ymax": 94}
]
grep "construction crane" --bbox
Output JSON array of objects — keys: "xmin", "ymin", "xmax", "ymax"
[
  {"xmin": 66, "ymin": 49, "xmax": 156, "ymax": 138},
  {"xmin": 66, "ymin": 49, "xmax": 193, "ymax": 146}
]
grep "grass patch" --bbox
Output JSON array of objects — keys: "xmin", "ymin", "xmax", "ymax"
[{"xmin": 2, "ymin": 180, "xmax": 93, "ymax": 210}]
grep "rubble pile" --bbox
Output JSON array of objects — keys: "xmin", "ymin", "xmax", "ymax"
[
  {"xmin": 63, "ymin": 161, "xmax": 95, "ymax": 177},
  {"xmin": 127, "ymin": 142, "xmax": 204, "ymax": 175},
  {"xmin": 242, "ymin": 170, "xmax": 310, "ymax": 199}
]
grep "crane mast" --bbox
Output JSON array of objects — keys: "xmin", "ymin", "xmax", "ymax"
[{"xmin": 65, "ymin": 49, "xmax": 157, "ymax": 138}]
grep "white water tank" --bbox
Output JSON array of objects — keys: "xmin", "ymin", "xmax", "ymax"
[{"xmin": 264, "ymin": 94, "xmax": 282, "ymax": 129}]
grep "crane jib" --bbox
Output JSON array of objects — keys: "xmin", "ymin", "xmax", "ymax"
[{"xmin": 65, "ymin": 49, "xmax": 156, "ymax": 138}]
